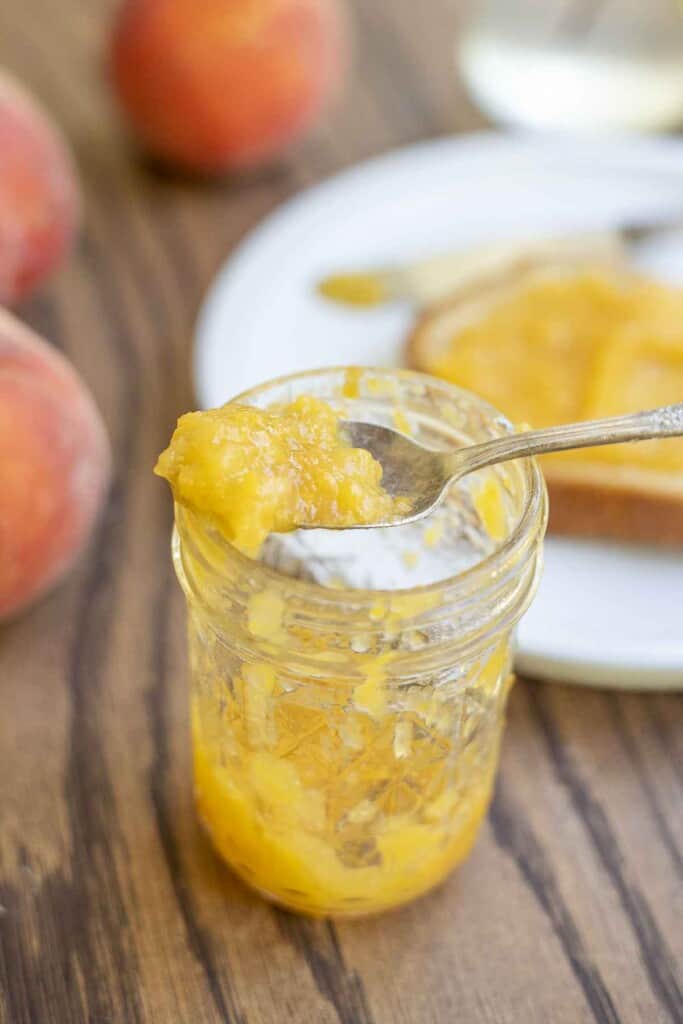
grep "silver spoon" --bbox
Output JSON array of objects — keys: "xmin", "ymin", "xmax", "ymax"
[{"xmin": 338, "ymin": 403, "xmax": 683, "ymax": 528}]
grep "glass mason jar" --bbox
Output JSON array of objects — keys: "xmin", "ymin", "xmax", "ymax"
[{"xmin": 172, "ymin": 368, "xmax": 547, "ymax": 917}]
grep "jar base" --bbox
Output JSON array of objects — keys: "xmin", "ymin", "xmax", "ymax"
[
  {"xmin": 197, "ymin": 806, "xmax": 488, "ymax": 918},
  {"xmin": 205, "ymin": 836, "xmax": 462, "ymax": 919}
]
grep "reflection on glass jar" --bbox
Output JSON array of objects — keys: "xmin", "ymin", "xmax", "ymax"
[{"xmin": 172, "ymin": 368, "xmax": 547, "ymax": 916}]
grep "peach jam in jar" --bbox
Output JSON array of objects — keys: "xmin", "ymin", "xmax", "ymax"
[{"xmin": 170, "ymin": 368, "xmax": 547, "ymax": 916}]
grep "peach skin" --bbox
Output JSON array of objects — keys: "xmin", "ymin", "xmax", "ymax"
[
  {"xmin": 0, "ymin": 70, "xmax": 81, "ymax": 305},
  {"xmin": 110, "ymin": 0, "xmax": 349, "ymax": 173},
  {"xmin": 0, "ymin": 309, "xmax": 111, "ymax": 620}
]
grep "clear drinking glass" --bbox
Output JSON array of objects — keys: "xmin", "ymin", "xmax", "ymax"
[
  {"xmin": 172, "ymin": 368, "xmax": 547, "ymax": 916},
  {"xmin": 458, "ymin": 0, "xmax": 683, "ymax": 133}
]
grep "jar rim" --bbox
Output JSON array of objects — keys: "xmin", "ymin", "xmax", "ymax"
[{"xmin": 194, "ymin": 366, "xmax": 547, "ymax": 612}]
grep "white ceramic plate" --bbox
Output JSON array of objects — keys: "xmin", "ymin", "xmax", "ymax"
[{"xmin": 195, "ymin": 133, "xmax": 683, "ymax": 690}]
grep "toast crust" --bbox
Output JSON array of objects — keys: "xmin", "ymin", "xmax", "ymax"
[
  {"xmin": 546, "ymin": 468, "xmax": 683, "ymax": 545},
  {"xmin": 406, "ymin": 301, "xmax": 683, "ymax": 546}
]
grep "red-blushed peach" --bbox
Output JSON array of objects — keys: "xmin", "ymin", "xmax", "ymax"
[
  {"xmin": 0, "ymin": 309, "xmax": 111, "ymax": 620},
  {"xmin": 110, "ymin": 0, "xmax": 349, "ymax": 173},
  {"xmin": 0, "ymin": 70, "xmax": 81, "ymax": 306}
]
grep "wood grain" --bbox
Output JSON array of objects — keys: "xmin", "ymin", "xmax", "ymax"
[{"xmin": 1, "ymin": 2, "xmax": 681, "ymax": 1022}]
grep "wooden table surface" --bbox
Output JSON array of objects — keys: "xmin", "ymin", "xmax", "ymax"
[{"xmin": 1, "ymin": 1, "xmax": 682, "ymax": 1022}]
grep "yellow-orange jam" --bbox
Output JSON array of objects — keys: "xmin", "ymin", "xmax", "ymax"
[
  {"xmin": 425, "ymin": 270, "xmax": 683, "ymax": 470},
  {"xmin": 190, "ymin": 616, "xmax": 508, "ymax": 916},
  {"xmin": 156, "ymin": 394, "xmax": 408, "ymax": 556}
]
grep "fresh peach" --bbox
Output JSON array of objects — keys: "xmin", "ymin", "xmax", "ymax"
[
  {"xmin": 110, "ymin": 0, "xmax": 349, "ymax": 173},
  {"xmin": 0, "ymin": 309, "xmax": 111, "ymax": 620},
  {"xmin": 0, "ymin": 70, "xmax": 81, "ymax": 306}
]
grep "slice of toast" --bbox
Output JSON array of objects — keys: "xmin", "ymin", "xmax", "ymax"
[{"xmin": 406, "ymin": 268, "xmax": 683, "ymax": 545}]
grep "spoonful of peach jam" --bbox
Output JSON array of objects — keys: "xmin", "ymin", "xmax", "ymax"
[
  {"xmin": 156, "ymin": 393, "xmax": 683, "ymax": 551},
  {"xmin": 154, "ymin": 395, "xmax": 410, "ymax": 556}
]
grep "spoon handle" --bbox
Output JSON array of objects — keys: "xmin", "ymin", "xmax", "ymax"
[{"xmin": 450, "ymin": 404, "xmax": 683, "ymax": 477}]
